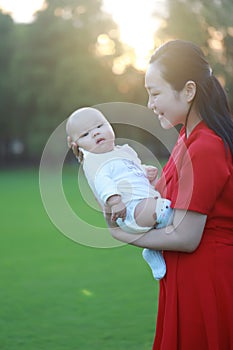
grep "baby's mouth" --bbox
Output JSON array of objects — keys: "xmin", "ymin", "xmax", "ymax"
[{"xmin": 96, "ymin": 138, "xmax": 105, "ymax": 144}]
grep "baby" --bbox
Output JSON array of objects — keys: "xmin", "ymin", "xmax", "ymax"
[{"xmin": 66, "ymin": 107, "xmax": 174, "ymax": 279}]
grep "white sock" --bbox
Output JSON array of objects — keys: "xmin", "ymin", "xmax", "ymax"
[
  {"xmin": 142, "ymin": 248, "xmax": 166, "ymax": 280},
  {"xmin": 155, "ymin": 198, "xmax": 174, "ymax": 228}
]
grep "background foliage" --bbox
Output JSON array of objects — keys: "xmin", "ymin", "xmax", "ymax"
[{"xmin": 0, "ymin": 0, "xmax": 233, "ymax": 165}]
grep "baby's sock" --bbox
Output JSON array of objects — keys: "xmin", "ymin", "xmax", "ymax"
[
  {"xmin": 142, "ymin": 248, "xmax": 166, "ymax": 280},
  {"xmin": 142, "ymin": 198, "xmax": 172, "ymax": 280},
  {"xmin": 155, "ymin": 198, "xmax": 174, "ymax": 228}
]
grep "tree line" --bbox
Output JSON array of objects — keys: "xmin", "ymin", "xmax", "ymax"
[{"xmin": 0, "ymin": 0, "xmax": 232, "ymax": 165}]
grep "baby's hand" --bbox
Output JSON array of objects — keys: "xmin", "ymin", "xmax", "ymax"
[
  {"xmin": 111, "ymin": 201, "xmax": 127, "ymax": 222},
  {"xmin": 145, "ymin": 166, "xmax": 158, "ymax": 185},
  {"xmin": 106, "ymin": 195, "xmax": 127, "ymax": 222}
]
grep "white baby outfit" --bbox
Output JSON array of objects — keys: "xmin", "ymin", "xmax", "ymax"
[{"xmin": 81, "ymin": 144, "xmax": 173, "ymax": 279}]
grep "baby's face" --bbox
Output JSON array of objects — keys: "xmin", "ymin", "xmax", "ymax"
[{"xmin": 69, "ymin": 110, "xmax": 115, "ymax": 154}]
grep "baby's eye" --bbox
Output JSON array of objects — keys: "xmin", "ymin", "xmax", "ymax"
[
  {"xmin": 80, "ymin": 132, "xmax": 89, "ymax": 138},
  {"xmin": 97, "ymin": 124, "xmax": 103, "ymax": 128}
]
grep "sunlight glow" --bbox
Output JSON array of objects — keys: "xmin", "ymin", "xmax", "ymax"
[
  {"xmin": 102, "ymin": 0, "xmax": 164, "ymax": 71},
  {"xmin": 0, "ymin": 0, "xmax": 165, "ymax": 71},
  {"xmin": 96, "ymin": 34, "xmax": 116, "ymax": 56},
  {"xmin": 112, "ymin": 53, "xmax": 132, "ymax": 75},
  {"xmin": 0, "ymin": 0, "xmax": 45, "ymax": 22}
]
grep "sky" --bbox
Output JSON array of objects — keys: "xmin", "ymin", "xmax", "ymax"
[{"xmin": 0, "ymin": 0, "xmax": 165, "ymax": 70}]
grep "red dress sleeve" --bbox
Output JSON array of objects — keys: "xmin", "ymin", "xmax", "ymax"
[
  {"xmin": 156, "ymin": 124, "xmax": 232, "ymax": 214},
  {"xmin": 170, "ymin": 128, "xmax": 231, "ymax": 213}
]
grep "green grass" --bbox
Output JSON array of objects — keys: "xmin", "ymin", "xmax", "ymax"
[{"xmin": 0, "ymin": 168, "xmax": 159, "ymax": 350}]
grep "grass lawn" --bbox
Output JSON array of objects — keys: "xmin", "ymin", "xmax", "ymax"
[{"xmin": 0, "ymin": 168, "xmax": 159, "ymax": 350}]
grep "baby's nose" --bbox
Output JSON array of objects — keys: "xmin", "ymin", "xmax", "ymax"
[{"xmin": 92, "ymin": 129, "xmax": 100, "ymax": 137}]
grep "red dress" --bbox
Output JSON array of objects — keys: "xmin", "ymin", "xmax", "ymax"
[{"xmin": 153, "ymin": 121, "xmax": 233, "ymax": 350}]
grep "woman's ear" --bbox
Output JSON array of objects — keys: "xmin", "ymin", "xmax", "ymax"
[{"xmin": 185, "ymin": 80, "xmax": 196, "ymax": 102}]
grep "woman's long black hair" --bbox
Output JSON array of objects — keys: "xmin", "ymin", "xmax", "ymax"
[{"xmin": 150, "ymin": 40, "xmax": 233, "ymax": 158}]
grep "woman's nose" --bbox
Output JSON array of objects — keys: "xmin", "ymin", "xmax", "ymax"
[{"xmin": 147, "ymin": 100, "xmax": 152, "ymax": 109}]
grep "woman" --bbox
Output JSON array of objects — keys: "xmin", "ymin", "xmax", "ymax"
[{"xmin": 106, "ymin": 40, "xmax": 233, "ymax": 349}]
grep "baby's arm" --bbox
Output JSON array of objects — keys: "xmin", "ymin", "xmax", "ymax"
[{"xmin": 106, "ymin": 195, "xmax": 126, "ymax": 222}]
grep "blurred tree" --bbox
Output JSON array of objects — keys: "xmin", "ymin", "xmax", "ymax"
[
  {"xmin": 10, "ymin": 0, "xmax": 145, "ymax": 160},
  {"xmin": 0, "ymin": 12, "xmax": 16, "ymax": 163},
  {"xmin": 2, "ymin": 0, "xmax": 233, "ymax": 164},
  {"xmin": 155, "ymin": 0, "xmax": 233, "ymax": 108},
  {"xmin": 14, "ymin": 0, "xmax": 123, "ymax": 158}
]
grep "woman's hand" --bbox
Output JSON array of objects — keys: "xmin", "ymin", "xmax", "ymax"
[
  {"xmin": 67, "ymin": 136, "xmax": 79, "ymax": 158},
  {"xmin": 144, "ymin": 166, "xmax": 158, "ymax": 186}
]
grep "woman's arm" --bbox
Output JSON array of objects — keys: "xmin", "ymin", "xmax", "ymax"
[{"xmin": 105, "ymin": 209, "xmax": 207, "ymax": 253}]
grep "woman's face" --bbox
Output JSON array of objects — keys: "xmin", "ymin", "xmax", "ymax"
[{"xmin": 145, "ymin": 61, "xmax": 190, "ymax": 129}]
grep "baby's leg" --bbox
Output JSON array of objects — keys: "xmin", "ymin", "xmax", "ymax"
[
  {"xmin": 134, "ymin": 197, "xmax": 173, "ymax": 228},
  {"xmin": 142, "ymin": 249, "xmax": 166, "ymax": 280},
  {"xmin": 134, "ymin": 197, "xmax": 157, "ymax": 228},
  {"xmin": 134, "ymin": 197, "xmax": 173, "ymax": 281}
]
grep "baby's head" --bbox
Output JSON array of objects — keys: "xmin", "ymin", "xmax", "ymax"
[{"xmin": 66, "ymin": 107, "xmax": 115, "ymax": 158}]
